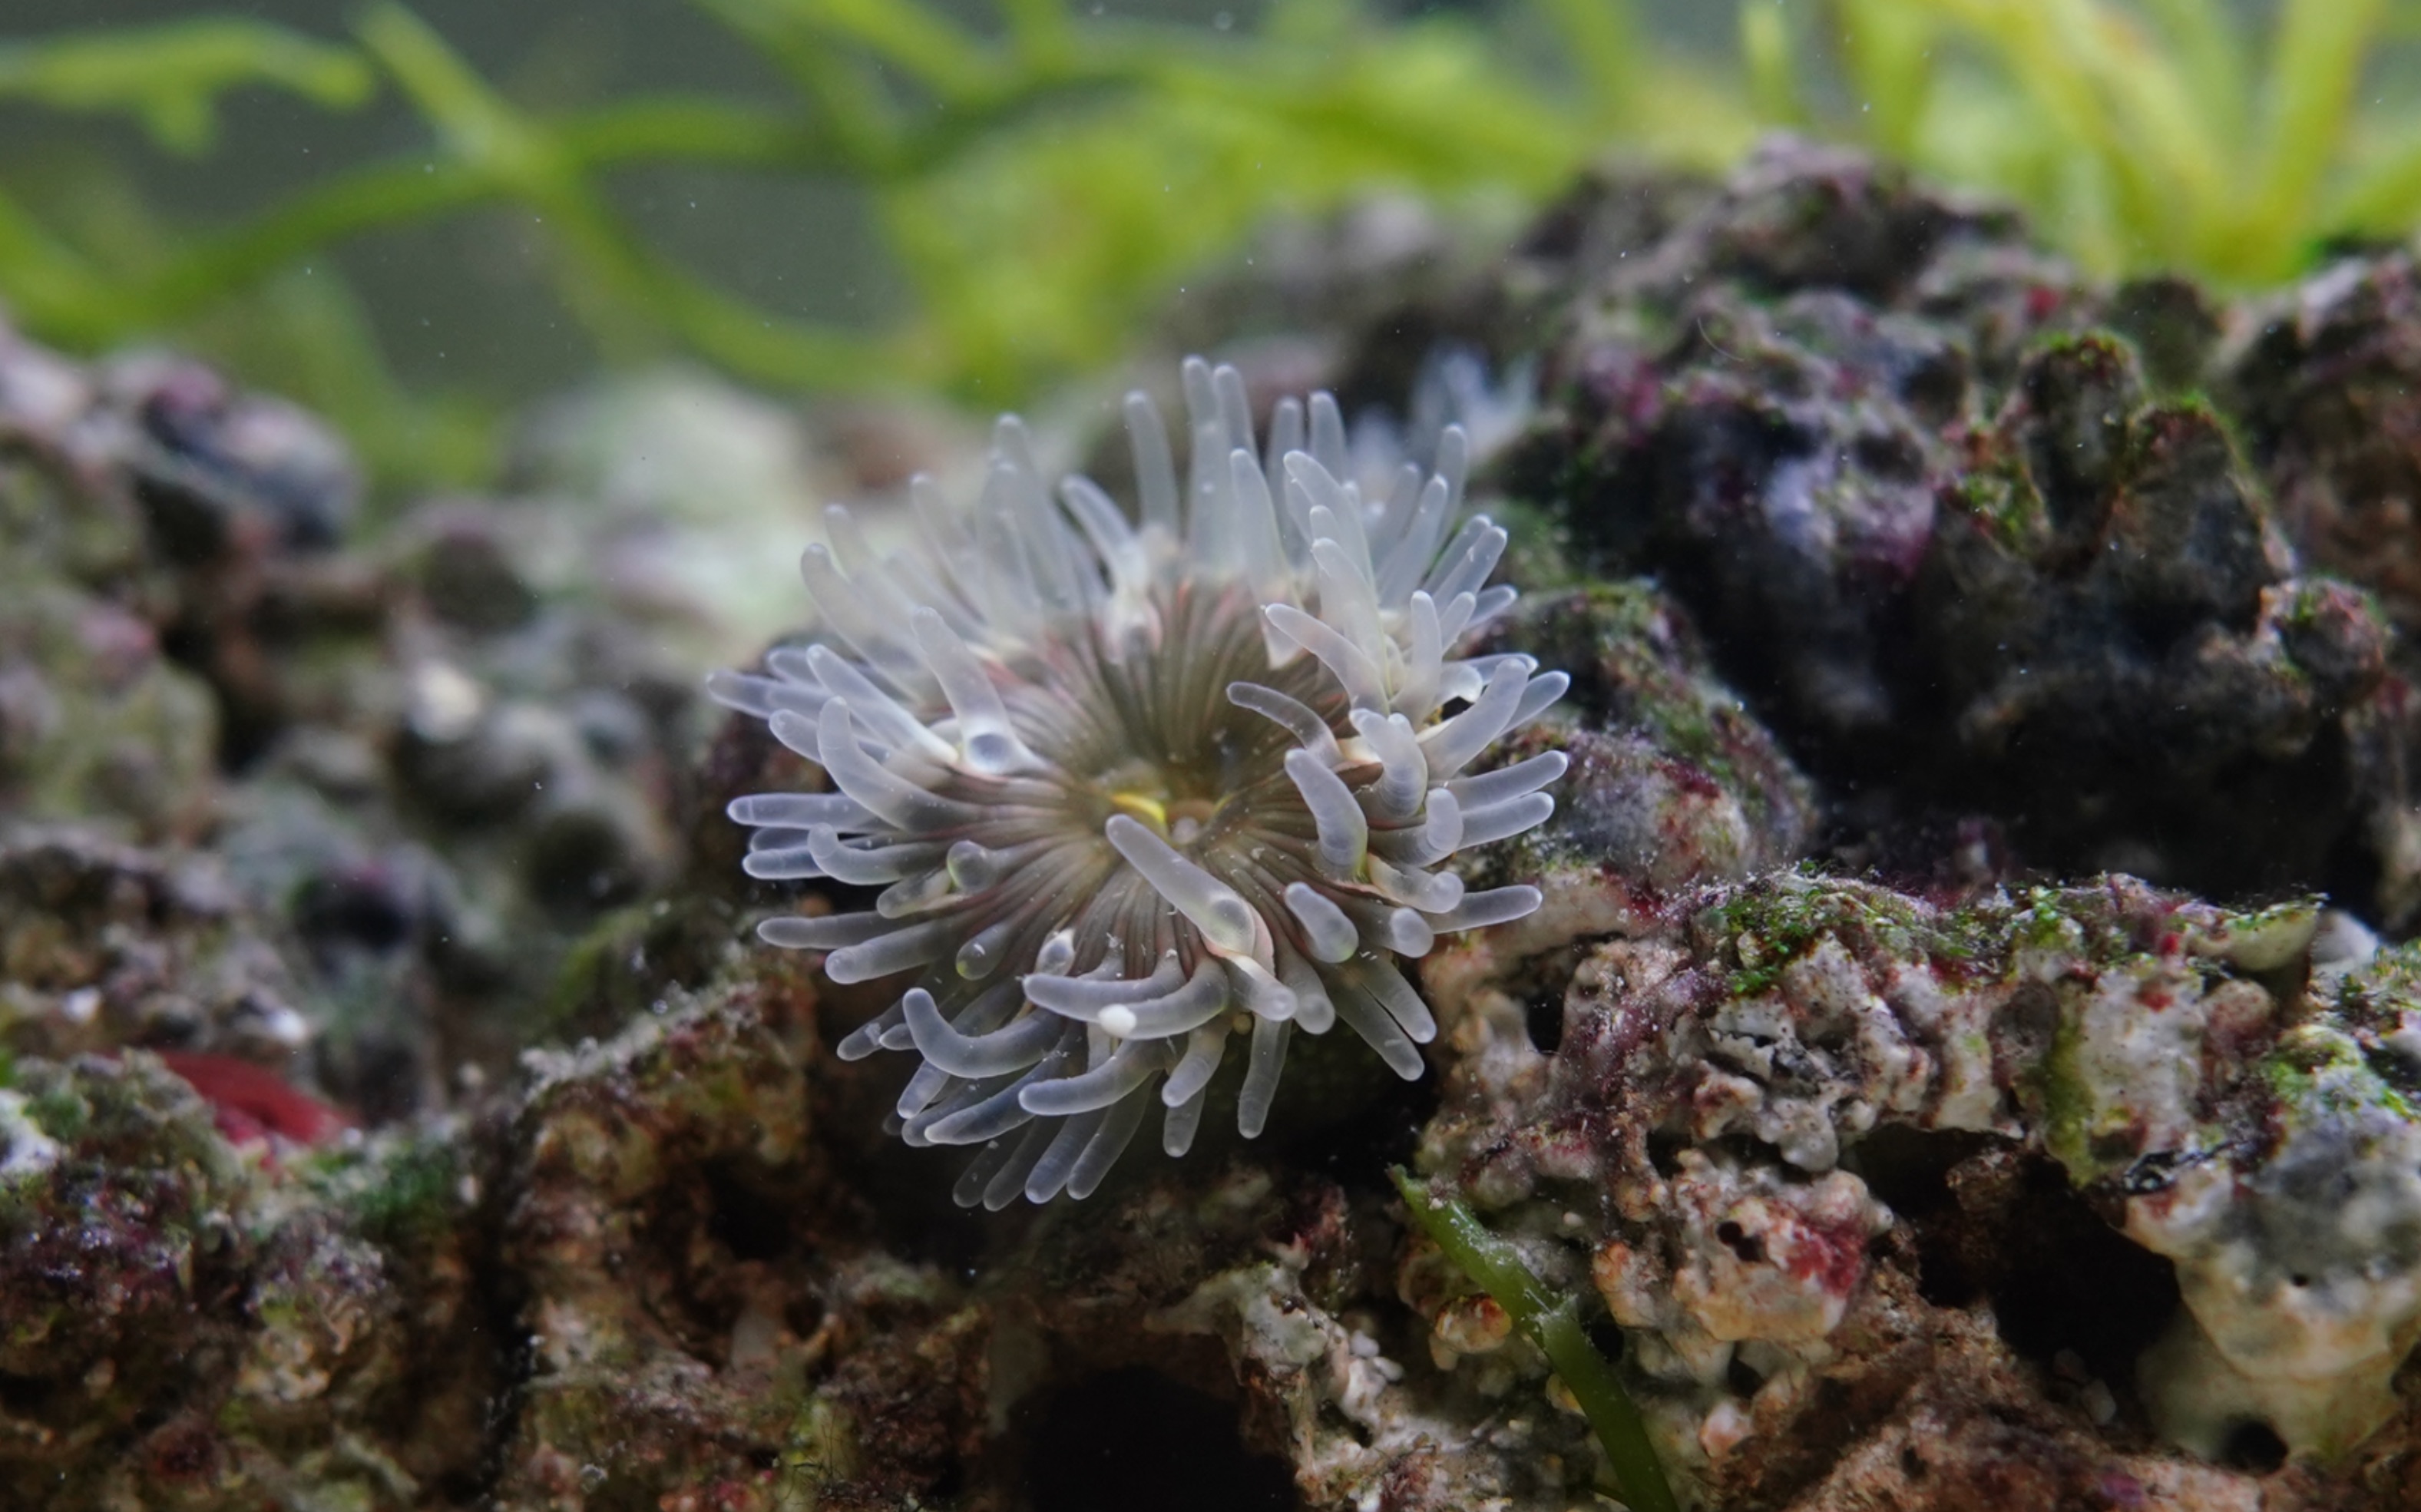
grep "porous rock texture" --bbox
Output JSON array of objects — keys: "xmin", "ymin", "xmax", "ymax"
[
  {"xmin": 11, "ymin": 136, "xmax": 2421, "ymax": 1512},
  {"xmin": 1501, "ymin": 142, "xmax": 2416, "ymax": 920}
]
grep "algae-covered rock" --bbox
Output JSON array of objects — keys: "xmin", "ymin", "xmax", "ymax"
[
  {"xmin": 0, "ymin": 581, "xmax": 218, "ymax": 839},
  {"xmin": 0, "ymin": 1052, "xmax": 494, "ymax": 1510},
  {"xmin": 2228, "ymin": 252, "xmax": 2421, "ymax": 633},
  {"xmin": 1401, "ymin": 868, "xmax": 2421, "ymax": 1507},
  {"xmin": 493, "ymin": 974, "xmax": 994, "ymax": 1512},
  {"xmin": 1503, "ymin": 139, "xmax": 2419, "ymax": 925},
  {"xmin": 17, "ymin": 135, "xmax": 2421, "ymax": 1512},
  {"xmin": 2127, "ymin": 951, "xmax": 2421, "ymax": 1466},
  {"xmin": 0, "ymin": 827, "xmax": 310, "ymax": 1066},
  {"xmin": 0, "ymin": 307, "xmax": 729, "ymax": 1126}
]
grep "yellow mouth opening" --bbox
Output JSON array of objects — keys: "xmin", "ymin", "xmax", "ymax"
[
  {"xmin": 1107, "ymin": 790, "xmax": 1219, "ymax": 839},
  {"xmin": 1109, "ymin": 791, "xmax": 1169, "ymax": 830}
]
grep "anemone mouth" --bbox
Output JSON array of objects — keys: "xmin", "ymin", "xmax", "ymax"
[
  {"xmin": 714, "ymin": 356, "xmax": 1568, "ymax": 1207},
  {"xmin": 1017, "ymin": 581, "xmax": 1335, "ymax": 844},
  {"xmin": 881, "ymin": 585, "xmax": 1321, "ymax": 984}
]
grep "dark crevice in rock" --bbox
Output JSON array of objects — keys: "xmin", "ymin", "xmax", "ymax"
[{"xmin": 1019, "ymin": 1367, "xmax": 1299, "ymax": 1512}]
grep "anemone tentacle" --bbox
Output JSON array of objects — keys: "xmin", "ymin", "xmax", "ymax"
[{"xmin": 717, "ymin": 356, "xmax": 1561, "ymax": 1206}]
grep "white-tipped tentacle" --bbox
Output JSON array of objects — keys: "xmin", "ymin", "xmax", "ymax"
[
  {"xmin": 1236, "ymin": 1015, "xmax": 1292, "ymax": 1139},
  {"xmin": 822, "ymin": 919, "xmax": 954, "ymax": 984},
  {"xmin": 1024, "ymin": 952, "xmax": 1189, "ymax": 1015},
  {"xmin": 1103, "ymin": 815, "xmax": 1263, "ymax": 959},
  {"xmin": 922, "ymin": 1034, "xmax": 1083, "ymax": 1145},
  {"xmin": 1018, "ymin": 1037, "xmax": 1167, "ymax": 1117},
  {"xmin": 834, "ymin": 999, "xmax": 908, "ymax": 1060},
  {"xmin": 1163, "ymin": 1080, "xmax": 1211, "ymax": 1157},
  {"xmin": 1457, "ymin": 792, "xmax": 1557, "ymax": 849},
  {"xmin": 1066, "ymin": 1091, "xmax": 1153, "ymax": 1200},
  {"xmin": 1367, "ymin": 855, "xmax": 1464, "ymax": 913},
  {"xmin": 1415, "ymin": 660, "xmax": 1530, "ymax": 779},
  {"xmin": 904, "ymin": 988, "xmax": 1067, "ymax": 1078},
  {"xmin": 911, "ymin": 607, "xmax": 1043, "ymax": 775},
  {"xmin": 1090, "ymin": 959, "xmax": 1230, "ymax": 1041},
  {"xmin": 1163, "ymin": 1021, "xmax": 1231, "ymax": 1109},
  {"xmin": 1431, "ymin": 886, "xmax": 1546, "ymax": 932},
  {"xmin": 1507, "ymin": 670, "xmax": 1571, "ymax": 734},
  {"xmin": 1284, "ymin": 749, "xmax": 1368, "ymax": 876},
  {"xmin": 706, "ymin": 669, "xmax": 822, "ymax": 720},
  {"xmin": 802, "ymin": 702, "xmax": 972, "ymax": 832},
  {"xmin": 727, "ymin": 791, "xmax": 874, "ymax": 830},
  {"xmin": 740, "ymin": 845, "xmax": 825, "ymax": 882},
  {"xmin": 1326, "ymin": 973, "xmax": 1426, "ymax": 1080},
  {"xmin": 1277, "ymin": 952, "xmax": 1336, "ymax": 1035},
  {"xmin": 1447, "ymin": 751, "xmax": 1568, "ymax": 809},
  {"xmin": 1228, "ymin": 683, "xmax": 1343, "ymax": 764},
  {"xmin": 1265, "ymin": 603, "xmax": 1385, "ymax": 710},
  {"xmin": 1284, "ymin": 882, "xmax": 1359, "ymax": 964},
  {"xmin": 1307, "ymin": 390, "xmax": 1348, "ymax": 476},
  {"xmin": 1125, "ymin": 390, "xmax": 1180, "ymax": 541},
  {"xmin": 759, "ymin": 912, "xmax": 892, "ymax": 951},
  {"xmin": 1350, "ymin": 710, "xmax": 1428, "ymax": 821},
  {"xmin": 1023, "ymin": 1108, "xmax": 1106, "ymax": 1204},
  {"xmin": 805, "ymin": 828, "xmax": 943, "ymax": 885},
  {"xmin": 1393, "ymin": 591, "xmax": 1446, "ymax": 719}
]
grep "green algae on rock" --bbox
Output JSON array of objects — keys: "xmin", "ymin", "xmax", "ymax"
[
  {"xmin": 2131, "ymin": 947, "xmax": 2421, "ymax": 1464},
  {"xmin": 1505, "ymin": 139, "xmax": 2417, "ymax": 926},
  {"xmin": 1407, "ymin": 865, "xmax": 2421, "ymax": 1504},
  {"xmin": 0, "ymin": 1052, "xmax": 495, "ymax": 1509}
]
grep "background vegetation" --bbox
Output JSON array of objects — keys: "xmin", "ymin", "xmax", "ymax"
[{"xmin": 3, "ymin": 0, "xmax": 2419, "ymax": 491}]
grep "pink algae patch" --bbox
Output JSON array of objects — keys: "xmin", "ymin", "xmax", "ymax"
[{"xmin": 157, "ymin": 1050, "xmax": 351, "ymax": 1147}]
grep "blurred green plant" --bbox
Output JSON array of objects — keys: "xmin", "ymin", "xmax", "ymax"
[
  {"xmin": 0, "ymin": 19, "xmax": 372, "ymax": 154},
  {"xmin": 1746, "ymin": 0, "xmax": 2421, "ymax": 283},
  {"xmin": 5, "ymin": 0, "xmax": 2421, "ymax": 495},
  {"xmin": 0, "ymin": 0, "xmax": 1748, "ymax": 490}
]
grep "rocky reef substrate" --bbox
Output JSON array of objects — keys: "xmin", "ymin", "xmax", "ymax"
[{"xmin": 11, "ymin": 140, "xmax": 2421, "ymax": 1509}]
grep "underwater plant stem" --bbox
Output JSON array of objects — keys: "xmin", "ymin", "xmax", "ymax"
[
  {"xmin": 0, "ymin": 19, "xmax": 372, "ymax": 154},
  {"xmin": 91, "ymin": 98, "xmax": 829, "ymax": 339},
  {"xmin": 1391, "ymin": 1168, "xmax": 1678, "ymax": 1512}
]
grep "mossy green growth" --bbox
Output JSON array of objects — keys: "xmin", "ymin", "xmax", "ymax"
[
  {"xmin": 541, "ymin": 896, "xmax": 732, "ymax": 1047},
  {"xmin": 1493, "ymin": 497, "xmax": 1587, "ymax": 595},
  {"xmin": 1507, "ymin": 581, "xmax": 1814, "ymax": 840},
  {"xmin": 1945, "ymin": 465, "xmax": 2049, "ymax": 557},
  {"xmin": 21, "ymin": 1076, "xmax": 91, "ymax": 1146},
  {"xmin": 2337, "ymin": 939, "xmax": 2421, "ymax": 1034},
  {"xmin": 2187, "ymin": 897, "xmax": 2323, "ymax": 974},
  {"xmin": 2278, "ymin": 578, "xmax": 2379, "ymax": 634},
  {"xmin": 0, "ymin": 575, "xmax": 220, "ymax": 837},
  {"xmin": 2037, "ymin": 999, "xmax": 2126, "ymax": 1183},
  {"xmin": 2025, "ymin": 898, "xmax": 2318, "ymax": 1183},
  {"xmin": 1706, "ymin": 869, "xmax": 2003, "ymax": 997},
  {"xmin": 2265, "ymin": 1022, "xmax": 2415, "ymax": 1124},
  {"xmin": 302, "ymin": 1130, "xmax": 465, "ymax": 1250}
]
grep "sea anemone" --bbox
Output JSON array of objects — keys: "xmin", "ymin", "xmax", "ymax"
[{"xmin": 713, "ymin": 358, "xmax": 1566, "ymax": 1207}]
